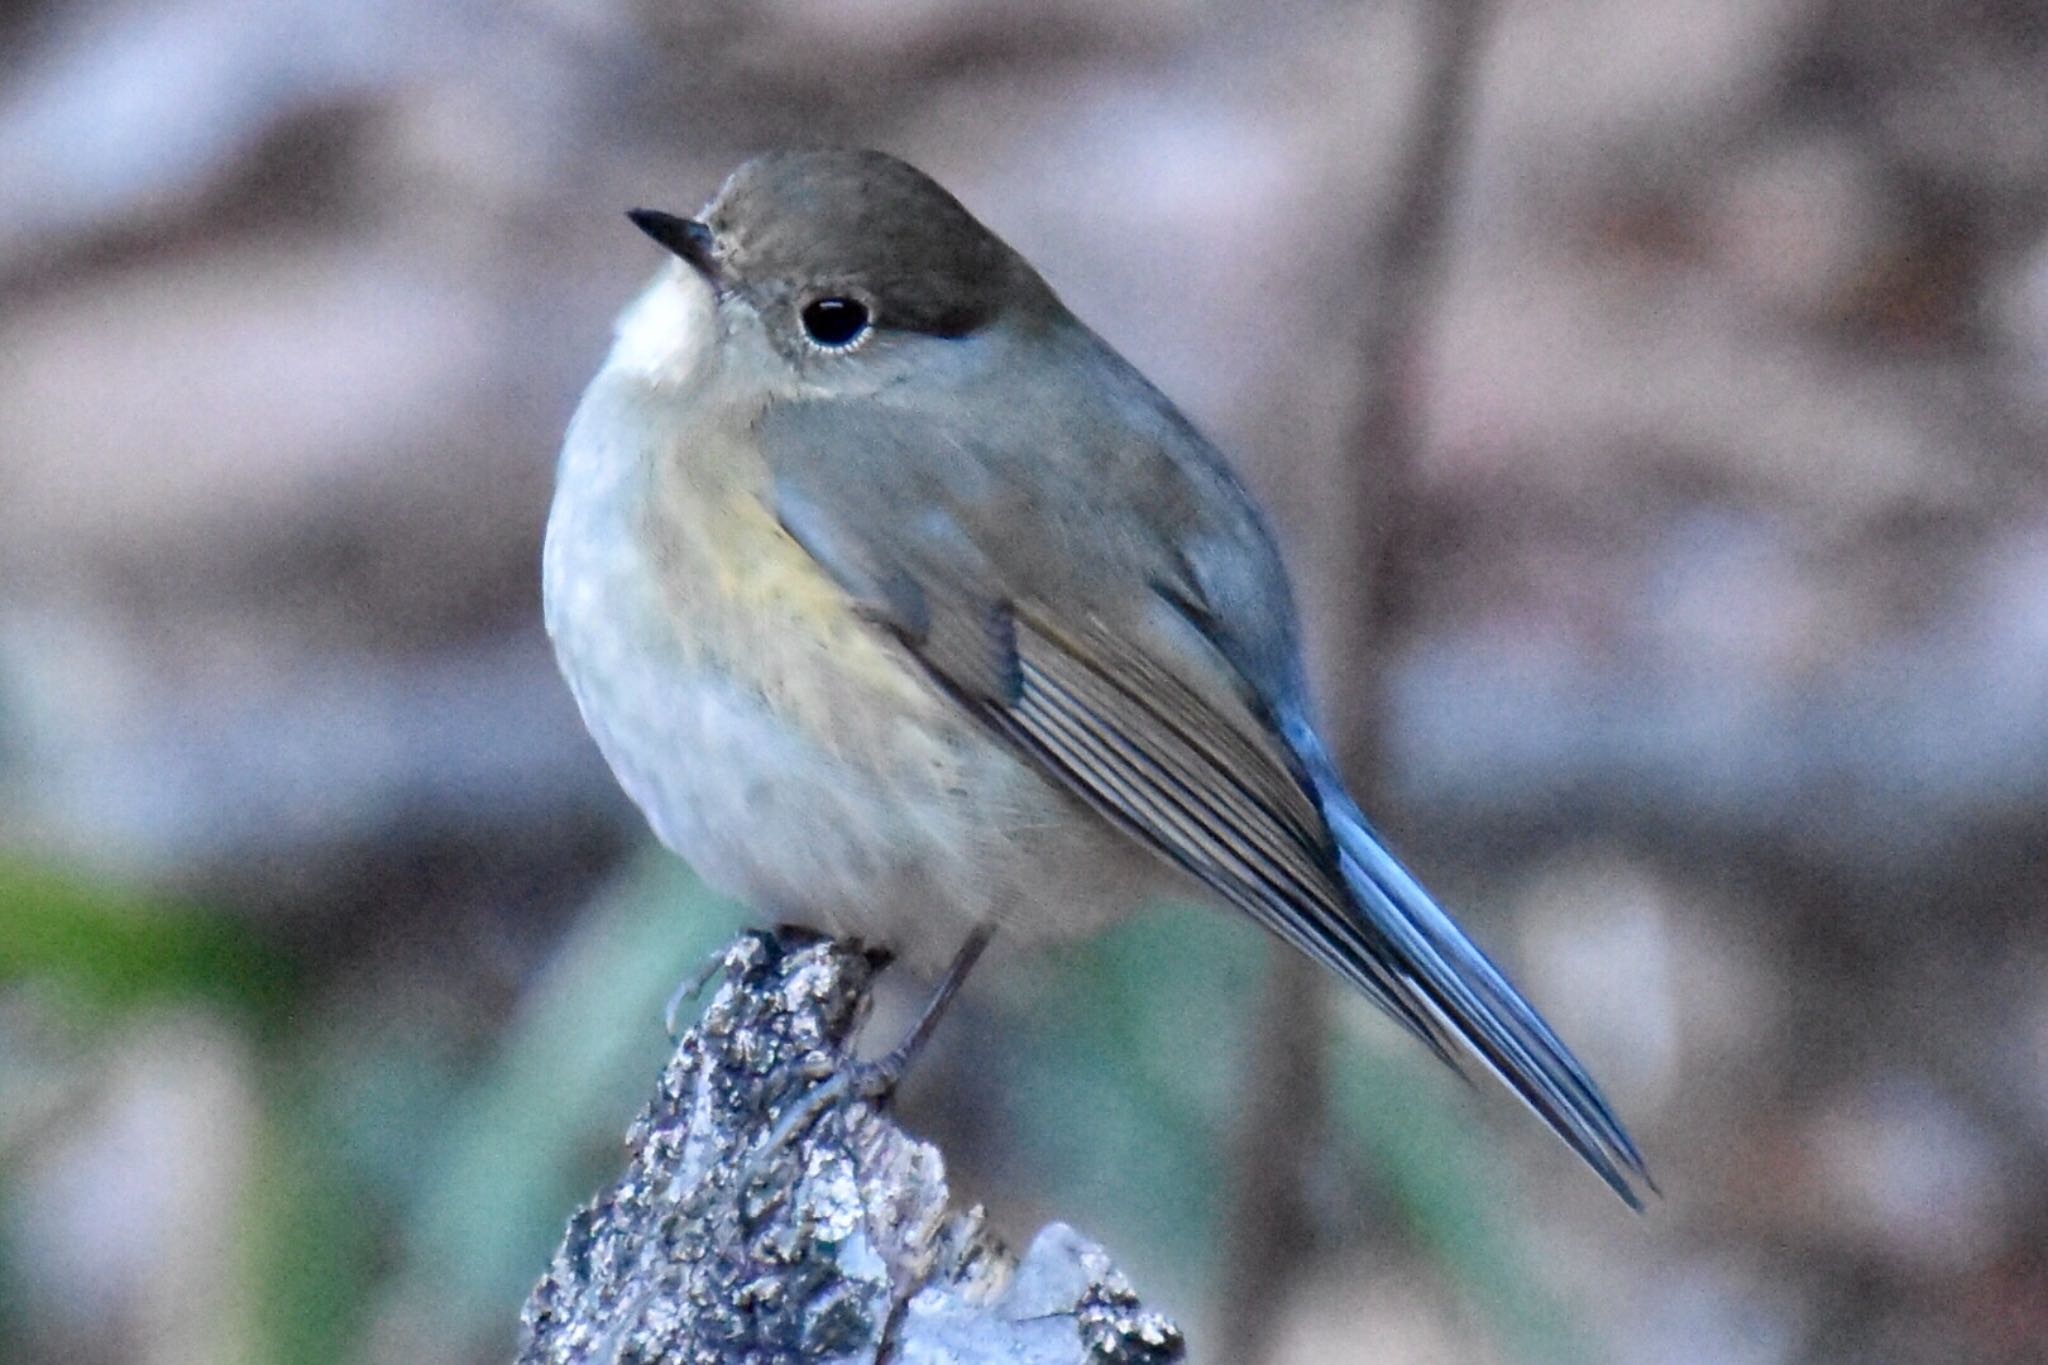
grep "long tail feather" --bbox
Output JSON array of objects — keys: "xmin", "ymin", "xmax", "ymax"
[
  {"xmin": 1325, "ymin": 795, "xmax": 1652, "ymax": 1207},
  {"xmin": 1274, "ymin": 708, "xmax": 1652, "ymax": 1206}
]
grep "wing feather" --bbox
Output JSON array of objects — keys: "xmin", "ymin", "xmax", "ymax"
[
  {"xmin": 758, "ymin": 392, "xmax": 1649, "ymax": 1204},
  {"xmin": 996, "ymin": 610, "xmax": 1455, "ymax": 1058}
]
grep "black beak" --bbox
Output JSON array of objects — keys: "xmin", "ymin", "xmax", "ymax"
[{"xmin": 627, "ymin": 209, "xmax": 718, "ymax": 279}]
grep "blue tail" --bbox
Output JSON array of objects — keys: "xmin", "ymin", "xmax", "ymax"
[{"xmin": 1287, "ymin": 720, "xmax": 1652, "ymax": 1207}]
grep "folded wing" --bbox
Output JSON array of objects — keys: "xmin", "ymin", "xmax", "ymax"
[{"xmin": 760, "ymin": 393, "xmax": 1651, "ymax": 1206}]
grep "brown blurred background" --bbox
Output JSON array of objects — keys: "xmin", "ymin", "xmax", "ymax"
[{"xmin": 4, "ymin": 1, "xmax": 2048, "ymax": 1361}]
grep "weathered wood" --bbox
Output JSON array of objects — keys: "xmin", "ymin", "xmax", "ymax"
[{"xmin": 517, "ymin": 931, "xmax": 1184, "ymax": 1364}]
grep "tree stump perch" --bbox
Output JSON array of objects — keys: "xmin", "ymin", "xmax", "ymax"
[{"xmin": 517, "ymin": 931, "xmax": 1185, "ymax": 1363}]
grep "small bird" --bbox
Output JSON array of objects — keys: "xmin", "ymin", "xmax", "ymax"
[{"xmin": 543, "ymin": 148, "xmax": 1649, "ymax": 1206}]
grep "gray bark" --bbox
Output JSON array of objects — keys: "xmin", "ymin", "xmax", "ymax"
[{"xmin": 516, "ymin": 931, "xmax": 1184, "ymax": 1364}]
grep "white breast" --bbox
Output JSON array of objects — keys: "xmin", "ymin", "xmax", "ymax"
[
  {"xmin": 605, "ymin": 263, "xmax": 719, "ymax": 386},
  {"xmin": 542, "ymin": 275, "xmax": 1166, "ymax": 968}
]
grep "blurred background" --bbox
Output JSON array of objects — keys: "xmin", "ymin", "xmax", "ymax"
[{"xmin": 4, "ymin": 0, "xmax": 2048, "ymax": 1361}]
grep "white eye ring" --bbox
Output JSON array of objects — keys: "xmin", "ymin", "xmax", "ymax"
[{"xmin": 799, "ymin": 296, "xmax": 872, "ymax": 351}]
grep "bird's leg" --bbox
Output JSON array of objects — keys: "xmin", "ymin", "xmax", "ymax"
[
  {"xmin": 755, "ymin": 922, "xmax": 996, "ymax": 1155},
  {"xmin": 865, "ymin": 920, "xmax": 994, "ymax": 1090}
]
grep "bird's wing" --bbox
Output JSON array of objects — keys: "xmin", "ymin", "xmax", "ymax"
[
  {"xmin": 759, "ymin": 394, "xmax": 1650, "ymax": 1206},
  {"xmin": 764, "ymin": 397, "xmax": 1450, "ymax": 1051}
]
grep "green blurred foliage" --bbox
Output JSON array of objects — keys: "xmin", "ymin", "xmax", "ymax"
[
  {"xmin": 1328, "ymin": 1014, "xmax": 1588, "ymax": 1363},
  {"xmin": 1008, "ymin": 903, "xmax": 1577, "ymax": 1359},
  {"xmin": 0, "ymin": 859, "xmax": 297, "ymax": 1023},
  {"xmin": 0, "ymin": 851, "xmax": 740, "ymax": 1363},
  {"xmin": 0, "ymin": 851, "xmax": 1564, "ymax": 1363}
]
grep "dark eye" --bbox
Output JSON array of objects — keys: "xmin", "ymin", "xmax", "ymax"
[{"xmin": 800, "ymin": 297, "xmax": 871, "ymax": 349}]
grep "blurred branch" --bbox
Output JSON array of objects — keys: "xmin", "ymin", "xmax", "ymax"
[
  {"xmin": 1342, "ymin": 0, "xmax": 1489, "ymax": 710},
  {"xmin": 1214, "ymin": 947, "xmax": 1327, "ymax": 1359},
  {"xmin": 517, "ymin": 932, "xmax": 1184, "ymax": 1364},
  {"xmin": 1217, "ymin": 2, "xmax": 1493, "ymax": 1360}
]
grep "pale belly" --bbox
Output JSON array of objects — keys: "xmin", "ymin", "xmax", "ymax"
[
  {"xmin": 554, "ymin": 647, "xmax": 1155, "ymax": 962},
  {"xmin": 541, "ymin": 387, "xmax": 1157, "ymax": 967}
]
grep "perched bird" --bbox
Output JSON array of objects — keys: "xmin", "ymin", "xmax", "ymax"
[{"xmin": 543, "ymin": 148, "xmax": 1649, "ymax": 1206}]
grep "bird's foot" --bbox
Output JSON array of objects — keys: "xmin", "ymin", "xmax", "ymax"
[
  {"xmin": 664, "ymin": 925, "xmax": 891, "ymax": 1041},
  {"xmin": 741, "ymin": 923, "xmax": 991, "ymax": 1177},
  {"xmin": 756, "ymin": 1047, "xmax": 906, "ymax": 1157},
  {"xmin": 663, "ymin": 945, "xmax": 735, "ymax": 1040}
]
